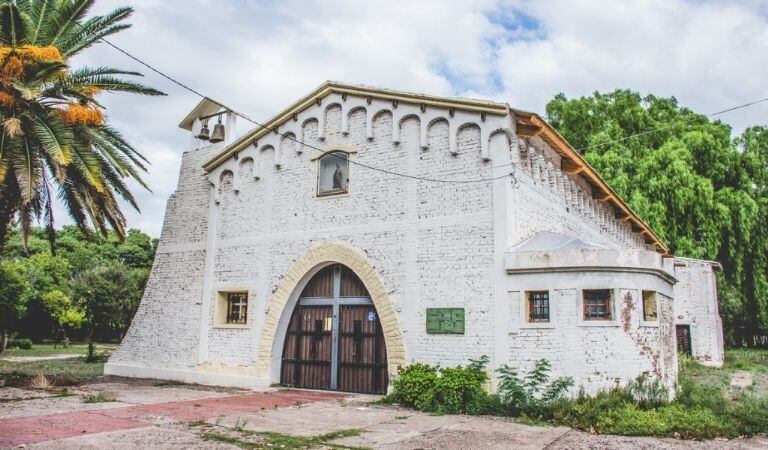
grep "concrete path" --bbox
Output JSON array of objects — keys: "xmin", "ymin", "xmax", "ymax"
[
  {"xmin": 0, "ymin": 388, "xmax": 342, "ymax": 447},
  {"xmin": 0, "ymin": 354, "xmax": 80, "ymax": 362},
  {"xmin": 1, "ymin": 380, "xmax": 766, "ymax": 449}
]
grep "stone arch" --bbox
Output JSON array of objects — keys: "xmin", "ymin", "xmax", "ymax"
[
  {"xmin": 219, "ymin": 170, "xmax": 234, "ymax": 194},
  {"xmin": 257, "ymin": 242, "xmax": 405, "ymax": 383},
  {"xmin": 345, "ymin": 106, "xmax": 367, "ymax": 135},
  {"xmin": 394, "ymin": 113, "xmax": 420, "ymax": 144},
  {"xmin": 255, "ymin": 145, "xmax": 275, "ymax": 180},
  {"xmin": 301, "ymin": 117, "xmax": 319, "ymax": 144},
  {"xmin": 456, "ymin": 122, "xmax": 481, "ymax": 157}
]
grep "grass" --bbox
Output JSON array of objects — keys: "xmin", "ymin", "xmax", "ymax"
[
  {"xmin": 82, "ymin": 391, "xmax": 118, "ymax": 403},
  {"xmin": 683, "ymin": 349, "xmax": 768, "ymax": 398},
  {"xmin": 0, "ymin": 357, "xmax": 105, "ymax": 386},
  {"xmin": 1, "ymin": 343, "xmax": 117, "ymax": 358},
  {"xmin": 0, "ymin": 342, "xmax": 116, "ymax": 386},
  {"xmin": 198, "ymin": 427, "xmax": 367, "ymax": 449},
  {"xmin": 154, "ymin": 379, "xmax": 186, "ymax": 387}
]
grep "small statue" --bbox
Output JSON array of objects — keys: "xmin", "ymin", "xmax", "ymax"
[{"xmin": 333, "ymin": 164, "xmax": 343, "ymax": 190}]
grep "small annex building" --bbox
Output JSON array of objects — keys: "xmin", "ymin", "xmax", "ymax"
[{"xmin": 106, "ymin": 82, "xmax": 725, "ymax": 395}]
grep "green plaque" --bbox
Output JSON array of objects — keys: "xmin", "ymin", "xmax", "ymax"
[{"xmin": 426, "ymin": 308, "xmax": 465, "ymax": 334}]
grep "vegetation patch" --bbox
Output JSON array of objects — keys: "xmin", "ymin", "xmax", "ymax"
[
  {"xmin": 384, "ymin": 351, "xmax": 768, "ymax": 439},
  {"xmin": 197, "ymin": 426, "xmax": 367, "ymax": 450},
  {"xmin": 0, "ymin": 356, "xmax": 104, "ymax": 385},
  {"xmin": 82, "ymin": 391, "xmax": 118, "ymax": 403},
  {"xmin": 154, "ymin": 379, "xmax": 186, "ymax": 387}
]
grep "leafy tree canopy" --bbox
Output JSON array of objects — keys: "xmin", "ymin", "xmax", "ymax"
[{"xmin": 546, "ymin": 90, "xmax": 768, "ymax": 344}]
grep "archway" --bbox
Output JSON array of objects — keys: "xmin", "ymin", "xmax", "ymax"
[
  {"xmin": 256, "ymin": 242, "xmax": 405, "ymax": 391},
  {"xmin": 280, "ymin": 264, "xmax": 387, "ymax": 393}
]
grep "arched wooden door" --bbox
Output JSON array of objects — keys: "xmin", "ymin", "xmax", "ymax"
[{"xmin": 280, "ymin": 264, "xmax": 388, "ymax": 394}]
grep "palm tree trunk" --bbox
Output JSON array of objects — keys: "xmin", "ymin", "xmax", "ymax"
[
  {"xmin": 0, "ymin": 331, "xmax": 7, "ymax": 353},
  {"xmin": 87, "ymin": 328, "xmax": 95, "ymax": 362},
  {"xmin": 0, "ymin": 192, "xmax": 15, "ymax": 251}
]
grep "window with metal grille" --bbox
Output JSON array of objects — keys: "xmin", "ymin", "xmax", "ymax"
[
  {"xmin": 527, "ymin": 291, "xmax": 550, "ymax": 322},
  {"xmin": 583, "ymin": 289, "xmax": 612, "ymax": 320},
  {"xmin": 226, "ymin": 292, "xmax": 248, "ymax": 324},
  {"xmin": 642, "ymin": 290, "xmax": 658, "ymax": 322}
]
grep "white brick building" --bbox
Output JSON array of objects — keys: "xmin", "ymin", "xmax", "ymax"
[{"xmin": 106, "ymin": 82, "xmax": 724, "ymax": 394}]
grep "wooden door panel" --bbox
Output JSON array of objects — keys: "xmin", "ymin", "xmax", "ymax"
[
  {"xmin": 337, "ymin": 305, "xmax": 388, "ymax": 394},
  {"xmin": 280, "ymin": 305, "xmax": 333, "ymax": 390}
]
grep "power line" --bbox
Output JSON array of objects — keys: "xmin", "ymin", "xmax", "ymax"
[
  {"xmin": 5, "ymin": 0, "xmax": 512, "ymax": 185},
  {"xmin": 7, "ymin": 1, "xmax": 767, "ymax": 182},
  {"xmin": 575, "ymin": 96, "xmax": 768, "ymax": 153}
]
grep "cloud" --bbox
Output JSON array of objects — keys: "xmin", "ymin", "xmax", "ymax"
[{"xmin": 50, "ymin": 0, "xmax": 767, "ymax": 236}]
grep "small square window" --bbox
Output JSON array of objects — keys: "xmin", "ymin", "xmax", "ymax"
[
  {"xmin": 642, "ymin": 291, "xmax": 658, "ymax": 322},
  {"xmin": 583, "ymin": 289, "xmax": 612, "ymax": 320},
  {"xmin": 226, "ymin": 292, "xmax": 248, "ymax": 324},
  {"xmin": 317, "ymin": 152, "xmax": 349, "ymax": 196},
  {"xmin": 527, "ymin": 291, "xmax": 550, "ymax": 322}
]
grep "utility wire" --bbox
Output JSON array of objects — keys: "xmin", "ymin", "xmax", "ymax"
[
  {"xmin": 88, "ymin": 30, "xmax": 768, "ymax": 180},
  {"xmin": 7, "ymin": 0, "xmax": 512, "ymax": 185},
  {"xmin": 7, "ymin": 1, "xmax": 767, "ymax": 182}
]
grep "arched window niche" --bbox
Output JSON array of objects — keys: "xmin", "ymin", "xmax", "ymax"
[{"xmin": 312, "ymin": 146, "xmax": 357, "ymax": 197}]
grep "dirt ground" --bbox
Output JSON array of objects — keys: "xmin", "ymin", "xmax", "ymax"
[{"xmin": 0, "ymin": 377, "xmax": 766, "ymax": 449}]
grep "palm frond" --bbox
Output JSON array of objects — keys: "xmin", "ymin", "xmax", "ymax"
[
  {"xmin": 0, "ymin": 2, "xmax": 29, "ymax": 47},
  {"xmin": 25, "ymin": 0, "xmax": 53, "ymax": 44},
  {"xmin": 28, "ymin": 109, "xmax": 74, "ymax": 166},
  {"xmin": 73, "ymin": 74, "xmax": 165, "ymax": 96},
  {"xmin": 12, "ymin": 135, "xmax": 43, "ymax": 203},
  {"xmin": 58, "ymin": 6, "xmax": 132, "ymax": 57},
  {"xmin": 46, "ymin": 0, "xmax": 95, "ymax": 47}
]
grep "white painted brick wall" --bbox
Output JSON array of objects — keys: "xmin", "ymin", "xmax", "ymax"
[
  {"xmin": 111, "ymin": 89, "xmax": 691, "ymax": 394},
  {"xmin": 673, "ymin": 258, "xmax": 725, "ymax": 366}
]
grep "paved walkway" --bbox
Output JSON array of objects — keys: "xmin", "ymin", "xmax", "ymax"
[
  {"xmin": 0, "ymin": 389, "xmax": 342, "ymax": 447},
  {"xmin": 1, "ymin": 380, "xmax": 766, "ymax": 449},
  {"xmin": 0, "ymin": 354, "xmax": 80, "ymax": 362}
]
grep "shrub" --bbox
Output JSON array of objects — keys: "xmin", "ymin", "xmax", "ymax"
[
  {"xmin": 496, "ymin": 359, "xmax": 574, "ymax": 419},
  {"xmin": 595, "ymin": 404, "xmax": 668, "ymax": 436},
  {"xmin": 730, "ymin": 395, "xmax": 768, "ymax": 436},
  {"xmin": 658, "ymin": 405, "xmax": 737, "ymax": 439},
  {"xmin": 7, "ymin": 338, "xmax": 32, "ymax": 349},
  {"xmin": 551, "ymin": 387, "xmax": 634, "ymax": 430},
  {"xmin": 626, "ymin": 372, "xmax": 669, "ymax": 409},
  {"xmin": 675, "ymin": 376, "xmax": 729, "ymax": 417},
  {"xmin": 386, "ymin": 356, "xmax": 496, "ymax": 415}
]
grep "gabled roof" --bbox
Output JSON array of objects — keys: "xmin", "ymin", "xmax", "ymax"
[
  {"xmin": 198, "ymin": 81, "xmax": 509, "ymax": 172},
  {"xmin": 191, "ymin": 81, "xmax": 668, "ymax": 253},
  {"xmin": 178, "ymin": 98, "xmax": 224, "ymax": 131}
]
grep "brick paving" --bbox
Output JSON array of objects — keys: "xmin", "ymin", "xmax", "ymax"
[{"xmin": 0, "ymin": 389, "xmax": 343, "ymax": 447}]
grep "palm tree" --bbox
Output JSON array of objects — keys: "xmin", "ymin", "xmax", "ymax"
[{"xmin": 0, "ymin": 0, "xmax": 164, "ymax": 249}]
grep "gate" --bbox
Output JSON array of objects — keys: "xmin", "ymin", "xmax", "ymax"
[
  {"xmin": 676, "ymin": 324, "xmax": 692, "ymax": 355},
  {"xmin": 280, "ymin": 264, "xmax": 388, "ymax": 394}
]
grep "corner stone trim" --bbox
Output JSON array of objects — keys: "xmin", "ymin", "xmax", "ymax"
[{"xmin": 256, "ymin": 242, "xmax": 406, "ymax": 378}]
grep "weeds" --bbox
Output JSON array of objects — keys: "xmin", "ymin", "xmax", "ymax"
[
  {"xmin": 154, "ymin": 379, "xmax": 186, "ymax": 387},
  {"xmin": 82, "ymin": 391, "xmax": 117, "ymax": 403},
  {"xmin": 29, "ymin": 371, "xmax": 51, "ymax": 390},
  {"xmin": 386, "ymin": 352, "xmax": 768, "ymax": 439},
  {"xmin": 198, "ymin": 428, "xmax": 366, "ymax": 449}
]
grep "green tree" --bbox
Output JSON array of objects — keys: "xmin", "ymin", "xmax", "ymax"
[
  {"xmin": 41, "ymin": 289, "xmax": 84, "ymax": 346},
  {"xmin": 546, "ymin": 90, "xmax": 767, "ymax": 344},
  {"xmin": 0, "ymin": 0, "xmax": 164, "ymax": 249},
  {"xmin": 0, "ymin": 260, "xmax": 28, "ymax": 351},
  {"xmin": 73, "ymin": 262, "xmax": 143, "ymax": 360}
]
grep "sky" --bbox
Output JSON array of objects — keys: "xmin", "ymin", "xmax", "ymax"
[{"xmin": 65, "ymin": 0, "xmax": 768, "ymax": 237}]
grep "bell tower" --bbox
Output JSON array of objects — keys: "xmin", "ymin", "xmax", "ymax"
[{"xmin": 178, "ymin": 98, "xmax": 237, "ymax": 150}]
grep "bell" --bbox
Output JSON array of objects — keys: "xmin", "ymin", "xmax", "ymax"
[
  {"xmin": 196, "ymin": 120, "xmax": 210, "ymax": 141},
  {"xmin": 209, "ymin": 117, "xmax": 225, "ymax": 143}
]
